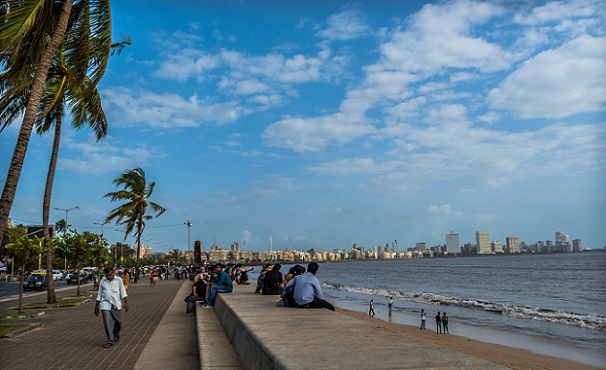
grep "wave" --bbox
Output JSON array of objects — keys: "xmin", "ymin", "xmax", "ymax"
[{"xmin": 322, "ymin": 282, "xmax": 606, "ymax": 330}]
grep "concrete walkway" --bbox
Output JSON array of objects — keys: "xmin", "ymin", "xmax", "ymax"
[{"xmin": 0, "ymin": 278, "xmax": 199, "ymax": 370}]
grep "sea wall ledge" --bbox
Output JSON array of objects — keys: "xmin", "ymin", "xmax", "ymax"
[{"xmin": 200, "ymin": 285, "xmax": 510, "ymax": 370}]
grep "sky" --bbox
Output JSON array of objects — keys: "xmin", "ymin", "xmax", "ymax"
[{"xmin": 1, "ymin": 0, "xmax": 605, "ymax": 254}]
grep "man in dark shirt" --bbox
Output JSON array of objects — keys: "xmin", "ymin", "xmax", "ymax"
[{"xmin": 262, "ymin": 264, "xmax": 284, "ymax": 295}]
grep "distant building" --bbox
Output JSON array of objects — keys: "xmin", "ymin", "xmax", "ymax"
[
  {"xmin": 415, "ymin": 242, "xmax": 427, "ymax": 252},
  {"xmin": 445, "ymin": 233, "xmax": 460, "ymax": 255},
  {"xmin": 572, "ymin": 239, "xmax": 582, "ymax": 252},
  {"xmin": 506, "ymin": 237, "xmax": 521, "ymax": 254},
  {"xmin": 555, "ymin": 231, "xmax": 572, "ymax": 253},
  {"xmin": 476, "ymin": 231, "xmax": 491, "ymax": 254},
  {"xmin": 491, "ymin": 240, "xmax": 503, "ymax": 253}
]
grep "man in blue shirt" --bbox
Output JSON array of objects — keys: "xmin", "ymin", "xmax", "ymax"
[
  {"xmin": 202, "ymin": 263, "xmax": 233, "ymax": 308},
  {"xmin": 285, "ymin": 262, "xmax": 334, "ymax": 311}
]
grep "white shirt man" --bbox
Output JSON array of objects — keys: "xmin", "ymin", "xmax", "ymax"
[{"xmin": 95, "ymin": 267, "xmax": 128, "ymax": 348}]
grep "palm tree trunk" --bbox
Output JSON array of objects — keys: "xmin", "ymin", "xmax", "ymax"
[
  {"xmin": 0, "ymin": 0, "xmax": 74, "ymax": 246},
  {"xmin": 134, "ymin": 220, "xmax": 142, "ymax": 283},
  {"xmin": 44, "ymin": 110, "xmax": 63, "ymax": 304}
]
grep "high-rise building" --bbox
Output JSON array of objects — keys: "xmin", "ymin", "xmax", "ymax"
[
  {"xmin": 506, "ymin": 237, "xmax": 521, "ymax": 254},
  {"xmin": 476, "ymin": 231, "xmax": 491, "ymax": 254},
  {"xmin": 445, "ymin": 233, "xmax": 460, "ymax": 254},
  {"xmin": 415, "ymin": 242, "xmax": 427, "ymax": 252},
  {"xmin": 491, "ymin": 240, "xmax": 503, "ymax": 253},
  {"xmin": 555, "ymin": 231, "xmax": 570, "ymax": 246},
  {"xmin": 572, "ymin": 239, "xmax": 582, "ymax": 252}
]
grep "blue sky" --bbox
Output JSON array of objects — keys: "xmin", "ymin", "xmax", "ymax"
[{"xmin": 2, "ymin": 0, "xmax": 605, "ymax": 253}]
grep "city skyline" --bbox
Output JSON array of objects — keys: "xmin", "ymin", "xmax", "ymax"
[{"xmin": 2, "ymin": 0, "xmax": 605, "ymax": 252}]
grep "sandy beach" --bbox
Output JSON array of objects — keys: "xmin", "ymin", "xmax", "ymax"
[{"xmin": 337, "ymin": 308, "xmax": 604, "ymax": 370}]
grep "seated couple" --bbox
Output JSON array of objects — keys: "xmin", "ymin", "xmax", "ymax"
[
  {"xmin": 186, "ymin": 264, "xmax": 233, "ymax": 312},
  {"xmin": 284, "ymin": 262, "xmax": 335, "ymax": 311}
]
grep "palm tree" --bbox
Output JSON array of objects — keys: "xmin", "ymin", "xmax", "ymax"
[
  {"xmin": 105, "ymin": 168, "xmax": 166, "ymax": 283},
  {"xmin": 0, "ymin": 0, "xmax": 75, "ymax": 245},
  {"xmin": 0, "ymin": 0, "xmax": 113, "ymax": 245}
]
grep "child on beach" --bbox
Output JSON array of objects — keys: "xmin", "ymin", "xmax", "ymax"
[
  {"xmin": 420, "ymin": 309, "xmax": 426, "ymax": 329},
  {"xmin": 369, "ymin": 299, "xmax": 375, "ymax": 317}
]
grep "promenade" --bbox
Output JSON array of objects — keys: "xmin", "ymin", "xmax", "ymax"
[
  {"xmin": 1, "ymin": 277, "xmax": 524, "ymax": 370},
  {"xmin": 0, "ymin": 278, "xmax": 207, "ymax": 370}
]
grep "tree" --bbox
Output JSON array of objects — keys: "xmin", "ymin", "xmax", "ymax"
[
  {"xmin": 5, "ymin": 227, "xmax": 44, "ymax": 312},
  {"xmin": 105, "ymin": 168, "xmax": 166, "ymax": 283},
  {"xmin": 0, "ymin": 0, "xmax": 113, "ymax": 246},
  {"xmin": 0, "ymin": 0, "xmax": 76, "ymax": 245},
  {"xmin": 55, "ymin": 229, "xmax": 97, "ymax": 295}
]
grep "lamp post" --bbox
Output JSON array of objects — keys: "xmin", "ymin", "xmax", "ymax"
[
  {"xmin": 93, "ymin": 220, "xmax": 109, "ymax": 236},
  {"xmin": 54, "ymin": 206, "xmax": 79, "ymax": 270},
  {"xmin": 185, "ymin": 221, "xmax": 192, "ymax": 265},
  {"xmin": 54, "ymin": 206, "xmax": 80, "ymax": 232}
]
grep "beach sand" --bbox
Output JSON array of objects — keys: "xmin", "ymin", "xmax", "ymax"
[{"xmin": 337, "ymin": 308, "xmax": 604, "ymax": 370}]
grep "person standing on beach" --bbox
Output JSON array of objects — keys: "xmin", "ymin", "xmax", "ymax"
[
  {"xmin": 435, "ymin": 311, "xmax": 442, "ymax": 333},
  {"xmin": 442, "ymin": 312, "xmax": 449, "ymax": 334},
  {"xmin": 369, "ymin": 299, "xmax": 375, "ymax": 317},
  {"xmin": 388, "ymin": 296, "xmax": 393, "ymax": 311},
  {"xmin": 285, "ymin": 262, "xmax": 335, "ymax": 311},
  {"xmin": 420, "ymin": 309, "xmax": 427, "ymax": 329},
  {"xmin": 94, "ymin": 267, "xmax": 128, "ymax": 348}
]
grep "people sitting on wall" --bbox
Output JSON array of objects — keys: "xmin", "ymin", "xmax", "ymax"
[
  {"xmin": 254, "ymin": 263, "xmax": 272, "ymax": 293},
  {"xmin": 262, "ymin": 264, "xmax": 284, "ymax": 295},
  {"xmin": 282, "ymin": 264, "xmax": 305, "ymax": 307},
  {"xmin": 285, "ymin": 262, "xmax": 335, "ymax": 311},
  {"xmin": 186, "ymin": 273, "xmax": 207, "ymax": 316},
  {"xmin": 201, "ymin": 264, "xmax": 233, "ymax": 308}
]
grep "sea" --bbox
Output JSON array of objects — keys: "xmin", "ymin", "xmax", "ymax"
[{"xmin": 251, "ymin": 252, "xmax": 606, "ymax": 368}]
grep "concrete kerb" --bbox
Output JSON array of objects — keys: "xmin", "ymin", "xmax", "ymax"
[
  {"xmin": 210, "ymin": 285, "xmax": 510, "ymax": 370},
  {"xmin": 196, "ymin": 291, "xmax": 243, "ymax": 369}
]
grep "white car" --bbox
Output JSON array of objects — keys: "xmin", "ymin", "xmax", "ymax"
[{"xmin": 52, "ymin": 270, "xmax": 63, "ymax": 281}]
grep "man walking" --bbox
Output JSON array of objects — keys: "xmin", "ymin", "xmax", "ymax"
[
  {"xmin": 95, "ymin": 267, "xmax": 128, "ymax": 348},
  {"xmin": 285, "ymin": 262, "xmax": 335, "ymax": 311}
]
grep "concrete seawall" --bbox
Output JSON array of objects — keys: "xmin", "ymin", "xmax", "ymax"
[{"xmin": 198, "ymin": 285, "xmax": 510, "ymax": 370}]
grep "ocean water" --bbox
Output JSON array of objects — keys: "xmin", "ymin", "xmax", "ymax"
[
  {"xmin": 246, "ymin": 252, "xmax": 605, "ymax": 367},
  {"xmin": 311, "ymin": 252, "xmax": 606, "ymax": 367}
]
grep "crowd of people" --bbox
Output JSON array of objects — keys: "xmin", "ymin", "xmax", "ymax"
[
  {"xmin": 184, "ymin": 261, "xmax": 335, "ymax": 316},
  {"xmin": 182, "ymin": 262, "xmax": 452, "ymax": 337}
]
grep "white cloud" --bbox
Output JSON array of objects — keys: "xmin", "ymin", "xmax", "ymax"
[
  {"xmin": 317, "ymin": 8, "xmax": 372, "ymax": 41},
  {"xmin": 101, "ymin": 87, "xmax": 241, "ymax": 128},
  {"xmin": 425, "ymin": 204, "xmax": 462, "ymax": 217},
  {"xmin": 488, "ymin": 35, "xmax": 606, "ymax": 119},
  {"xmin": 59, "ymin": 134, "xmax": 156, "ymax": 176},
  {"xmin": 262, "ymin": 113, "xmax": 376, "ymax": 152}
]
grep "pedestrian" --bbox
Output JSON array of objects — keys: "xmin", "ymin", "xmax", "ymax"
[
  {"xmin": 94, "ymin": 266, "xmax": 129, "ymax": 348},
  {"xmin": 388, "ymin": 296, "xmax": 393, "ymax": 311},
  {"xmin": 435, "ymin": 311, "xmax": 442, "ymax": 334},
  {"xmin": 420, "ymin": 309, "xmax": 426, "ymax": 329},
  {"xmin": 368, "ymin": 299, "xmax": 375, "ymax": 317},
  {"xmin": 442, "ymin": 312, "xmax": 449, "ymax": 334}
]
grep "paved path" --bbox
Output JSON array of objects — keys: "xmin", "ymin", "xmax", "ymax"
[{"xmin": 0, "ymin": 278, "xmax": 198, "ymax": 370}]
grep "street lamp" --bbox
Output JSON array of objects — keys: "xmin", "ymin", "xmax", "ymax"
[
  {"xmin": 54, "ymin": 206, "xmax": 80, "ymax": 232},
  {"xmin": 93, "ymin": 220, "xmax": 109, "ymax": 236},
  {"xmin": 185, "ymin": 221, "xmax": 192, "ymax": 265},
  {"xmin": 54, "ymin": 206, "xmax": 79, "ymax": 270}
]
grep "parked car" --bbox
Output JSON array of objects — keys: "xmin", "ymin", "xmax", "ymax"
[
  {"xmin": 68, "ymin": 272, "xmax": 89, "ymax": 285},
  {"xmin": 52, "ymin": 270, "xmax": 63, "ymax": 281},
  {"xmin": 24, "ymin": 274, "xmax": 47, "ymax": 291}
]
